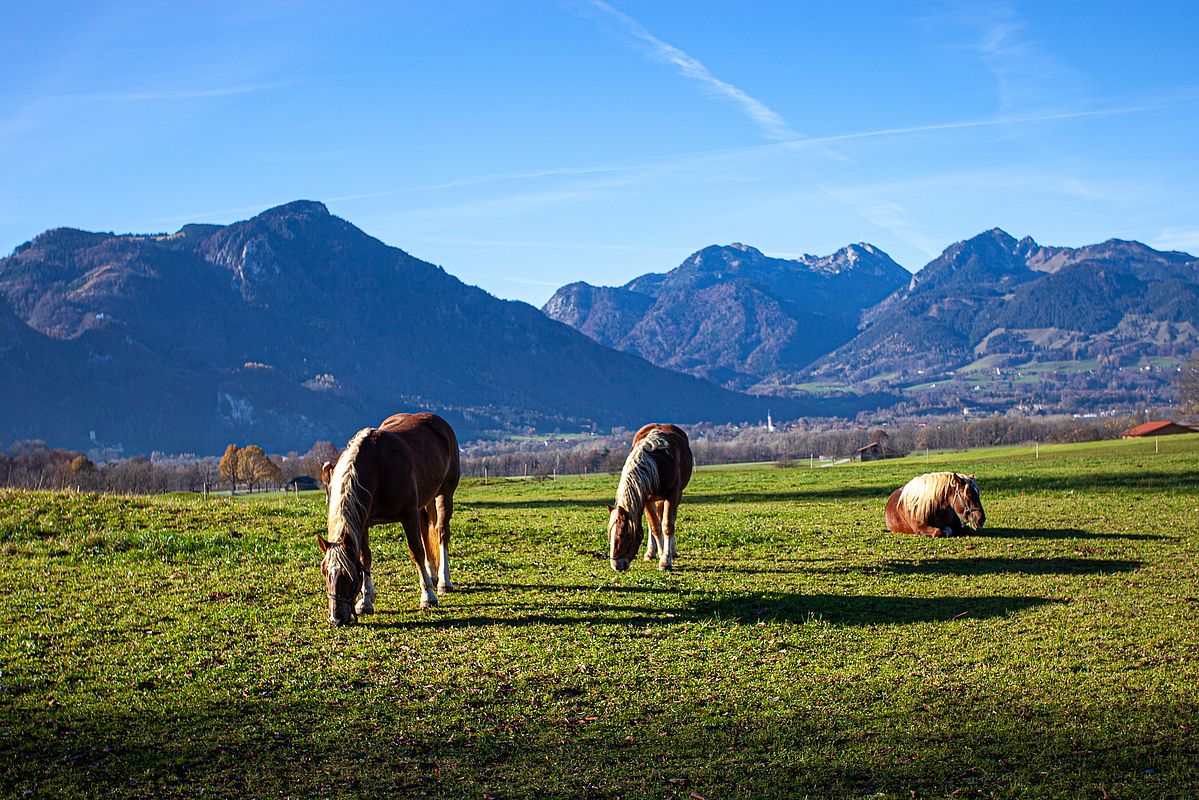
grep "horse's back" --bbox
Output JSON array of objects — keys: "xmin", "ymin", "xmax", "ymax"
[
  {"xmin": 635, "ymin": 423, "xmax": 693, "ymax": 495},
  {"xmin": 374, "ymin": 412, "xmax": 460, "ymax": 495}
]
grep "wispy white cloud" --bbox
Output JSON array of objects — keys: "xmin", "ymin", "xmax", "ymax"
[
  {"xmin": 133, "ymin": 95, "xmax": 1175, "ymax": 238},
  {"xmin": 61, "ymin": 81, "xmax": 297, "ymax": 103},
  {"xmin": 928, "ymin": 1, "xmax": 1083, "ymax": 115},
  {"xmin": 580, "ymin": 0, "xmax": 795, "ymax": 141},
  {"xmin": 785, "ymin": 104, "xmax": 1155, "ymax": 149},
  {"xmin": 826, "ymin": 168, "xmax": 1119, "ymax": 204}
]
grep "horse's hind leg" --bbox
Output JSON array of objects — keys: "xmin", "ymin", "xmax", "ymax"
[
  {"xmin": 433, "ymin": 493, "xmax": 454, "ymax": 594},
  {"xmin": 401, "ymin": 510, "xmax": 438, "ymax": 609},
  {"xmin": 421, "ymin": 504, "xmax": 440, "ymax": 588},
  {"xmin": 355, "ymin": 525, "xmax": 376, "ymax": 616},
  {"xmin": 644, "ymin": 501, "xmax": 663, "ymax": 561}
]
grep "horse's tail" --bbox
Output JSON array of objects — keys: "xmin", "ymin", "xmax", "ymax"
[{"xmin": 422, "ymin": 501, "xmax": 441, "ymax": 575}]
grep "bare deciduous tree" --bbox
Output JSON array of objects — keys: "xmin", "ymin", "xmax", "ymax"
[{"xmin": 1177, "ymin": 352, "xmax": 1199, "ymax": 416}]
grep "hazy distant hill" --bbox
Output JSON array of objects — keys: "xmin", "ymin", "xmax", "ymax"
[
  {"xmin": 0, "ymin": 202, "xmax": 850, "ymax": 454},
  {"xmin": 800, "ymin": 229, "xmax": 1199, "ymax": 406},
  {"xmin": 543, "ymin": 242, "xmax": 909, "ymax": 388}
]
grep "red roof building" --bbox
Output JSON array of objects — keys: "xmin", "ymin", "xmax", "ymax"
[{"xmin": 1121, "ymin": 420, "xmax": 1196, "ymax": 438}]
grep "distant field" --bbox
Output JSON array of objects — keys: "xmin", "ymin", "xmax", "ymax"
[{"xmin": 2, "ymin": 435, "xmax": 1198, "ymax": 798}]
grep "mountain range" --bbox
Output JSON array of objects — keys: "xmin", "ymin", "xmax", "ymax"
[
  {"xmin": 800, "ymin": 230, "xmax": 1199, "ymax": 398},
  {"xmin": 0, "ymin": 202, "xmax": 875, "ymax": 455},
  {"xmin": 547, "ymin": 230, "xmax": 1198, "ymax": 410},
  {"xmin": 543, "ymin": 242, "xmax": 909, "ymax": 389},
  {"xmin": 4, "ymin": 201, "xmax": 1194, "ymax": 456}
]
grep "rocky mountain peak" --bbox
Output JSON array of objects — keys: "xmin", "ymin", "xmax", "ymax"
[{"xmin": 256, "ymin": 200, "xmax": 330, "ymax": 220}]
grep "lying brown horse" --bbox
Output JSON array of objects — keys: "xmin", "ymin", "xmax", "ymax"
[
  {"xmin": 885, "ymin": 471, "xmax": 985, "ymax": 537},
  {"xmin": 607, "ymin": 423, "xmax": 694, "ymax": 571},
  {"xmin": 317, "ymin": 412, "xmax": 460, "ymax": 625}
]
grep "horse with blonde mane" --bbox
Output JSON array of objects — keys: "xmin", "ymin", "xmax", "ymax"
[
  {"xmin": 607, "ymin": 423, "xmax": 693, "ymax": 571},
  {"xmin": 317, "ymin": 412, "xmax": 460, "ymax": 625},
  {"xmin": 885, "ymin": 471, "xmax": 985, "ymax": 537}
]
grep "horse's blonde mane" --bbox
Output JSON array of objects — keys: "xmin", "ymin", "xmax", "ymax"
[
  {"xmin": 327, "ymin": 427, "xmax": 372, "ymax": 548},
  {"xmin": 615, "ymin": 430, "xmax": 670, "ymax": 512},
  {"xmin": 899, "ymin": 472, "xmax": 965, "ymax": 523}
]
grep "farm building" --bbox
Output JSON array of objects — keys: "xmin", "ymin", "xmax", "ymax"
[
  {"xmin": 1120, "ymin": 420, "xmax": 1196, "ymax": 438},
  {"xmin": 857, "ymin": 441, "xmax": 906, "ymax": 461},
  {"xmin": 285, "ymin": 475, "xmax": 322, "ymax": 491}
]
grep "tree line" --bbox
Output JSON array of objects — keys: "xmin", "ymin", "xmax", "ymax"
[
  {"xmin": 0, "ymin": 440, "xmax": 340, "ymax": 495},
  {"xmin": 0, "ymin": 408, "xmax": 1176, "ymax": 495},
  {"xmin": 457, "ymin": 412, "xmax": 1145, "ymax": 479}
]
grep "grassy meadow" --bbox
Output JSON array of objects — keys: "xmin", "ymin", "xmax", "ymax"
[{"xmin": 2, "ymin": 434, "xmax": 1198, "ymax": 798}]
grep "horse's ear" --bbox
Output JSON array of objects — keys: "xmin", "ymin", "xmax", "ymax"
[
  {"xmin": 321, "ymin": 461, "xmax": 334, "ymax": 486},
  {"xmin": 605, "ymin": 503, "xmax": 614, "ymax": 513},
  {"xmin": 969, "ymin": 471, "xmax": 975, "ymax": 479},
  {"xmin": 316, "ymin": 535, "xmax": 331, "ymax": 554}
]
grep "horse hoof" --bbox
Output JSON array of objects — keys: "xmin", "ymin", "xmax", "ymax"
[
  {"xmin": 437, "ymin": 583, "xmax": 453, "ymax": 595},
  {"xmin": 355, "ymin": 603, "xmax": 375, "ymax": 616},
  {"xmin": 658, "ymin": 562, "xmax": 672, "ymax": 572}
]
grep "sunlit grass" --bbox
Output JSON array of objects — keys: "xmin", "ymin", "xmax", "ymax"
[{"xmin": 2, "ymin": 436, "xmax": 1198, "ymax": 798}]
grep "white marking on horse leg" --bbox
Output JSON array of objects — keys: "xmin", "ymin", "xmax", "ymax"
[
  {"xmin": 413, "ymin": 557, "xmax": 438, "ymax": 609},
  {"xmin": 658, "ymin": 538, "xmax": 673, "ymax": 571},
  {"xmin": 660, "ymin": 501, "xmax": 679, "ymax": 569},
  {"xmin": 644, "ymin": 531, "xmax": 660, "ymax": 560},
  {"xmin": 355, "ymin": 572, "xmax": 376, "ymax": 615},
  {"xmin": 658, "ymin": 530, "xmax": 674, "ymax": 570},
  {"xmin": 437, "ymin": 541, "xmax": 452, "ymax": 594},
  {"xmin": 419, "ymin": 575, "xmax": 438, "ymax": 609}
]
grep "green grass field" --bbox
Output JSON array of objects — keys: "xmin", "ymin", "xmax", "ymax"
[{"xmin": 3, "ymin": 435, "xmax": 1198, "ymax": 798}]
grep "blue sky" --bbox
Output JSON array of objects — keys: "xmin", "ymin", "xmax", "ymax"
[{"xmin": 3, "ymin": 1, "xmax": 1198, "ymax": 305}]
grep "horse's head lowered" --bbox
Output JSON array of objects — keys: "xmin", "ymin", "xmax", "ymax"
[
  {"xmin": 606, "ymin": 504, "xmax": 643, "ymax": 572},
  {"xmin": 951, "ymin": 473, "xmax": 985, "ymax": 531},
  {"xmin": 316, "ymin": 534, "xmax": 363, "ymax": 626}
]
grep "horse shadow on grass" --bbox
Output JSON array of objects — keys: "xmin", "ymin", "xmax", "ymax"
[
  {"xmin": 814, "ymin": 557, "xmax": 1142, "ymax": 578},
  {"xmin": 370, "ymin": 589, "xmax": 1059, "ymax": 630},
  {"xmin": 974, "ymin": 526, "xmax": 1171, "ymax": 541}
]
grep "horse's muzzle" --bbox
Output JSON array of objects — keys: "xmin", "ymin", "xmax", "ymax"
[{"xmin": 610, "ymin": 558, "xmax": 630, "ymax": 572}]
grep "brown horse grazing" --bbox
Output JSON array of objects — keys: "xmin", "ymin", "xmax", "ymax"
[
  {"xmin": 607, "ymin": 423, "xmax": 694, "ymax": 572},
  {"xmin": 317, "ymin": 412, "xmax": 460, "ymax": 625},
  {"xmin": 885, "ymin": 471, "xmax": 985, "ymax": 537}
]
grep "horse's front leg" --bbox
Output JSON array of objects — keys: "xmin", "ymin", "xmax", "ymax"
[
  {"xmin": 400, "ymin": 511, "xmax": 438, "ymax": 609},
  {"xmin": 643, "ymin": 501, "xmax": 663, "ymax": 561},
  {"xmin": 659, "ymin": 499, "xmax": 679, "ymax": 571},
  {"xmin": 434, "ymin": 494, "xmax": 454, "ymax": 594},
  {"xmin": 915, "ymin": 521, "xmax": 951, "ymax": 537},
  {"xmin": 356, "ymin": 525, "xmax": 376, "ymax": 616},
  {"xmin": 661, "ymin": 501, "xmax": 677, "ymax": 559}
]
